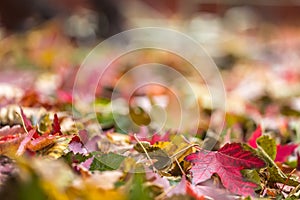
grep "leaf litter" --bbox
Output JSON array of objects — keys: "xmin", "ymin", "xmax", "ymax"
[{"xmin": 1, "ymin": 22, "xmax": 300, "ymax": 200}]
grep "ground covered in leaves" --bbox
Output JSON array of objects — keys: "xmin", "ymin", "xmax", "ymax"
[{"xmin": 1, "ymin": 22, "xmax": 300, "ymax": 200}]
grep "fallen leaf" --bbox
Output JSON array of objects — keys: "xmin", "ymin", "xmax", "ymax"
[
  {"xmin": 248, "ymin": 125, "xmax": 262, "ymax": 148},
  {"xmin": 51, "ymin": 113, "xmax": 62, "ymax": 135},
  {"xmin": 27, "ymin": 134, "xmax": 57, "ymax": 152},
  {"xmin": 275, "ymin": 144, "xmax": 298, "ymax": 162},
  {"xmin": 146, "ymin": 171, "xmax": 170, "ymax": 191},
  {"xmin": 0, "ymin": 133, "xmax": 25, "ymax": 155},
  {"xmin": 69, "ymin": 141, "xmax": 88, "ymax": 155},
  {"xmin": 16, "ymin": 129, "xmax": 36, "ymax": 156},
  {"xmin": 19, "ymin": 107, "xmax": 33, "ymax": 132},
  {"xmin": 256, "ymin": 135, "xmax": 277, "ymax": 160},
  {"xmin": 89, "ymin": 152, "xmax": 125, "ymax": 171},
  {"xmin": 130, "ymin": 130, "xmax": 170, "ymax": 145},
  {"xmin": 0, "ymin": 125, "xmax": 24, "ymax": 136},
  {"xmin": 186, "ymin": 143, "xmax": 266, "ymax": 196},
  {"xmin": 167, "ymin": 177, "xmax": 232, "ymax": 200},
  {"xmin": 39, "ymin": 136, "xmax": 71, "ymax": 159}
]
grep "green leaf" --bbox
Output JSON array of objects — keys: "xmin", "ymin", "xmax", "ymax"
[
  {"xmin": 256, "ymin": 135, "xmax": 277, "ymax": 160},
  {"xmin": 241, "ymin": 169, "xmax": 261, "ymax": 185},
  {"xmin": 90, "ymin": 152, "xmax": 125, "ymax": 171}
]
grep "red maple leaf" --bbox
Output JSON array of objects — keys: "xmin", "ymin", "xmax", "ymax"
[{"xmin": 185, "ymin": 143, "xmax": 266, "ymax": 196}]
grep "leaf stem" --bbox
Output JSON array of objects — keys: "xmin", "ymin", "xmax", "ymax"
[
  {"xmin": 15, "ymin": 111, "xmax": 29, "ymax": 134},
  {"xmin": 257, "ymin": 145, "xmax": 287, "ymax": 179}
]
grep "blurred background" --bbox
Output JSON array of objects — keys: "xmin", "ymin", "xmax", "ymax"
[
  {"xmin": 1, "ymin": 0, "xmax": 300, "ymax": 70},
  {"xmin": 1, "ymin": 0, "xmax": 300, "ymax": 135},
  {"xmin": 1, "ymin": 0, "xmax": 300, "ymax": 66}
]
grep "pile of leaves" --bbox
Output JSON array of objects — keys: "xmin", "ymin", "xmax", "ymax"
[
  {"xmin": 1, "ymin": 21, "xmax": 300, "ymax": 200},
  {"xmin": 1, "ymin": 85, "xmax": 300, "ymax": 200}
]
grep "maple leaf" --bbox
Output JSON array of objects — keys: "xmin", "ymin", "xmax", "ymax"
[{"xmin": 186, "ymin": 143, "xmax": 266, "ymax": 196}]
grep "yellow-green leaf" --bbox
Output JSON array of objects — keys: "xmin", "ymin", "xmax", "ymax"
[{"xmin": 256, "ymin": 135, "xmax": 276, "ymax": 161}]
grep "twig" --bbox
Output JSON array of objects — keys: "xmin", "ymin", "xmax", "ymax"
[
  {"xmin": 280, "ymin": 168, "xmax": 296, "ymax": 192},
  {"xmin": 133, "ymin": 134, "xmax": 157, "ymax": 172},
  {"xmin": 257, "ymin": 145, "xmax": 287, "ymax": 179},
  {"xmin": 170, "ymin": 143, "xmax": 200, "ymax": 159},
  {"xmin": 174, "ymin": 157, "xmax": 186, "ymax": 176}
]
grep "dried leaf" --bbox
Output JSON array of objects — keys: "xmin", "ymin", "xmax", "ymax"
[{"xmin": 268, "ymin": 166, "xmax": 299, "ymax": 187}]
